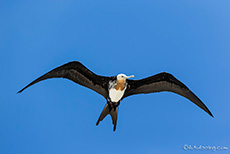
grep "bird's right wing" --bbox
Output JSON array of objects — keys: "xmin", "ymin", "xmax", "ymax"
[
  {"xmin": 124, "ymin": 72, "xmax": 213, "ymax": 117},
  {"xmin": 18, "ymin": 61, "xmax": 111, "ymax": 98}
]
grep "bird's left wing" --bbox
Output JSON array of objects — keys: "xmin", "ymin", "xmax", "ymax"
[
  {"xmin": 18, "ymin": 61, "xmax": 111, "ymax": 98},
  {"xmin": 124, "ymin": 72, "xmax": 213, "ymax": 117}
]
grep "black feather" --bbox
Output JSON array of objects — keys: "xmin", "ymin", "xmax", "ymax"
[
  {"xmin": 17, "ymin": 61, "xmax": 112, "ymax": 98},
  {"xmin": 124, "ymin": 72, "xmax": 213, "ymax": 117}
]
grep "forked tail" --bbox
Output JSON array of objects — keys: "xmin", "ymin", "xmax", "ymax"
[{"xmin": 96, "ymin": 103, "xmax": 118, "ymax": 131}]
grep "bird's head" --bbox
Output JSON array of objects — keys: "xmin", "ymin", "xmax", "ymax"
[{"xmin": 117, "ymin": 74, "xmax": 134, "ymax": 81}]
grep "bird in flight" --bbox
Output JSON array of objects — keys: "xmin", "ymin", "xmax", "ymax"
[{"xmin": 18, "ymin": 61, "xmax": 213, "ymax": 131}]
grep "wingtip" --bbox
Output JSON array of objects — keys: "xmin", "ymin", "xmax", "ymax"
[
  {"xmin": 17, "ymin": 88, "xmax": 24, "ymax": 94},
  {"xmin": 17, "ymin": 85, "xmax": 29, "ymax": 94},
  {"xmin": 206, "ymin": 108, "xmax": 214, "ymax": 118},
  {"xmin": 206, "ymin": 110, "xmax": 214, "ymax": 118},
  {"xmin": 210, "ymin": 113, "xmax": 214, "ymax": 118},
  {"xmin": 17, "ymin": 90, "xmax": 22, "ymax": 94}
]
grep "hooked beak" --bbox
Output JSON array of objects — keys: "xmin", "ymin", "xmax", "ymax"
[{"xmin": 126, "ymin": 75, "xmax": 134, "ymax": 79}]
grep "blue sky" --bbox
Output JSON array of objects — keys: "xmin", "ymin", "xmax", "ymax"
[{"xmin": 0, "ymin": 0, "xmax": 230, "ymax": 154}]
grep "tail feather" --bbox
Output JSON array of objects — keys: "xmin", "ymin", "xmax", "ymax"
[
  {"xmin": 96, "ymin": 103, "xmax": 119, "ymax": 131},
  {"xmin": 96, "ymin": 104, "xmax": 110, "ymax": 126},
  {"xmin": 110, "ymin": 107, "xmax": 118, "ymax": 131}
]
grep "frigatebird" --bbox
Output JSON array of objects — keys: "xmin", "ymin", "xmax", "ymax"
[{"xmin": 18, "ymin": 61, "xmax": 213, "ymax": 131}]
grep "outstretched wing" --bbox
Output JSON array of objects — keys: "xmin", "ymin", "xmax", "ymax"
[
  {"xmin": 124, "ymin": 72, "xmax": 213, "ymax": 117},
  {"xmin": 18, "ymin": 61, "xmax": 111, "ymax": 98}
]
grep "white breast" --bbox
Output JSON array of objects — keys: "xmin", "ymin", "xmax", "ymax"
[{"xmin": 109, "ymin": 88, "xmax": 125, "ymax": 102}]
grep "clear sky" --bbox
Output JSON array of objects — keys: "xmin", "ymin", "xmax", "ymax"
[{"xmin": 0, "ymin": 0, "xmax": 230, "ymax": 154}]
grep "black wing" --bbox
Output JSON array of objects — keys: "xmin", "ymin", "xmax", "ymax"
[
  {"xmin": 18, "ymin": 61, "xmax": 111, "ymax": 98},
  {"xmin": 124, "ymin": 72, "xmax": 213, "ymax": 117}
]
